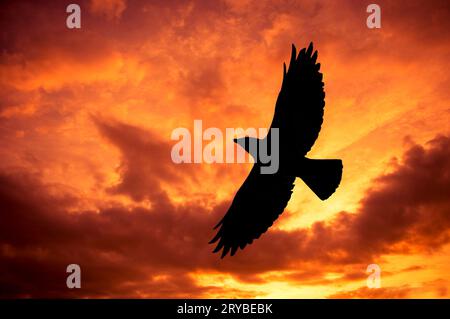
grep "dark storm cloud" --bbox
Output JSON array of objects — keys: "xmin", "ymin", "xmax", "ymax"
[
  {"xmin": 1, "ymin": 135, "xmax": 449, "ymax": 297},
  {"xmin": 95, "ymin": 119, "xmax": 183, "ymax": 201},
  {"xmin": 0, "ymin": 168, "xmax": 223, "ymax": 297}
]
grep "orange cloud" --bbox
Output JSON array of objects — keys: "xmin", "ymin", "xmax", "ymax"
[{"xmin": 89, "ymin": 0, "xmax": 127, "ymax": 20}]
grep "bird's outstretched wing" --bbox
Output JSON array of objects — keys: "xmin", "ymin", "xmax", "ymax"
[
  {"xmin": 270, "ymin": 42, "xmax": 325, "ymax": 157},
  {"xmin": 209, "ymin": 166, "xmax": 295, "ymax": 258}
]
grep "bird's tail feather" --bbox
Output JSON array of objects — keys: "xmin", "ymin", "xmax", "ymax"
[{"xmin": 297, "ymin": 158, "xmax": 342, "ymax": 200}]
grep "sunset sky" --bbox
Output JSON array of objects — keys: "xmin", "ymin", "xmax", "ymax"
[{"xmin": 0, "ymin": 0, "xmax": 449, "ymax": 298}]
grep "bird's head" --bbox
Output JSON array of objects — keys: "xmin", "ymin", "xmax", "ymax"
[{"xmin": 233, "ymin": 136, "xmax": 259, "ymax": 160}]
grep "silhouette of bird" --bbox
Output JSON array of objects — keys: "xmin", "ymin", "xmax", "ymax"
[{"xmin": 209, "ymin": 43, "xmax": 343, "ymax": 258}]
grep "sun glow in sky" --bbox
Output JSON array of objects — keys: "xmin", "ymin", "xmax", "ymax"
[{"xmin": 0, "ymin": 0, "xmax": 449, "ymax": 298}]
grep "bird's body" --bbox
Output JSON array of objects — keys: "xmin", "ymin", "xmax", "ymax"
[{"xmin": 210, "ymin": 43, "xmax": 343, "ymax": 258}]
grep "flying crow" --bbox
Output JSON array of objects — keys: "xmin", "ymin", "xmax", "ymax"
[{"xmin": 210, "ymin": 43, "xmax": 343, "ymax": 258}]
